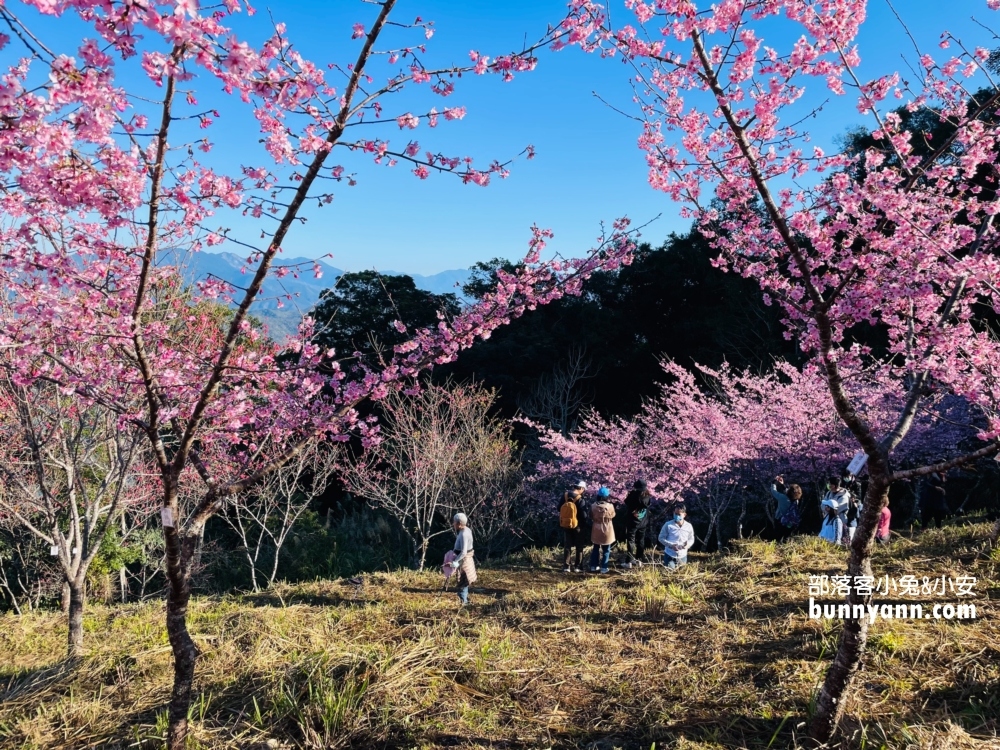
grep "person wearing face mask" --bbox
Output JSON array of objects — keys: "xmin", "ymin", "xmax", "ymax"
[{"xmin": 658, "ymin": 504, "xmax": 695, "ymax": 569}]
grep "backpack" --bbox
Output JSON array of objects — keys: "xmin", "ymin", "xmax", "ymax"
[
  {"xmin": 846, "ymin": 497, "xmax": 859, "ymax": 525},
  {"xmin": 779, "ymin": 502, "xmax": 801, "ymax": 529},
  {"xmin": 559, "ymin": 499, "xmax": 578, "ymax": 529}
]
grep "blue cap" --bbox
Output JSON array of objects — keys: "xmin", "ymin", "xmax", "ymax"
[{"xmin": 598, "ymin": 487, "xmax": 610, "ymax": 498}]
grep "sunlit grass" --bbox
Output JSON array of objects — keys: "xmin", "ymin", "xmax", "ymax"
[{"xmin": 0, "ymin": 520, "xmax": 996, "ymax": 749}]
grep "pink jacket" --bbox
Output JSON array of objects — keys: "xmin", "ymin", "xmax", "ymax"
[{"xmin": 876, "ymin": 506, "xmax": 891, "ymax": 539}]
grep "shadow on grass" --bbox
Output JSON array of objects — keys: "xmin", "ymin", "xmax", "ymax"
[
  {"xmin": 0, "ymin": 657, "xmax": 80, "ymax": 705},
  {"xmin": 400, "ymin": 585, "xmax": 513, "ymax": 599},
  {"xmin": 915, "ymin": 677, "xmax": 1000, "ymax": 737},
  {"xmin": 362, "ymin": 713, "xmax": 815, "ymax": 750},
  {"xmin": 241, "ymin": 590, "xmax": 380, "ymax": 608}
]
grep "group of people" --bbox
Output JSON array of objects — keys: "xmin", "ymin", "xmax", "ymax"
[
  {"xmin": 557, "ymin": 479, "xmax": 694, "ymax": 573},
  {"xmin": 443, "ymin": 484, "xmax": 694, "ymax": 607},
  {"xmin": 771, "ymin": 469, "xmax": 949, "ymax": 547},
  {"xmin": 772, "ymin": 472, "xmax": 887, "ymax": 546},
  {"xmin": 443, "ymin": 468, "xmax": 949, "ymax": 606}
]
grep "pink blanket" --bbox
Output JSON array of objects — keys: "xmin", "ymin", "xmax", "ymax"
[{"xmin": 442, "ymin": 550, "xmax": 457, "ymax": 580}]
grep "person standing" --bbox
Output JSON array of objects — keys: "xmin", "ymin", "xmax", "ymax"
[
  {"xmin": 876, "ymin": 499, "xmax": 892, "ymax": 545},
  {"xmin": 658, "ymin": 504, "xmax": 695, "ymax": 569},
  {"xmin": 621, "ymin": 479, "xmax": 651, "ymax": 569},
  {"xmin": 447, "ymin": 513, "xmax": 476, "ymax": 606},
  {"xmin": 771, "ymin": 476, "xmax": 803, "ymax": 541},
  {"xmin": 921, "ymin": 471, "xmax": 948, "ymax": 529},
  {"xmin": 837, "ymin": 471, "xmax": 860, "ymax": 543},
  {"xmin": 845, "ymin": 492, "xmax": 863, "ymax": 543},
  {"xmin": 559, "ymin": 481, "xmax": 589, "ymax": 573},
  {"xmin": 588, "ymin": 487, "xmax": 616, "ymax": 573},
  {"xmin": 820, "ymin": 476, "xmax": 851, "ymax": 546}
]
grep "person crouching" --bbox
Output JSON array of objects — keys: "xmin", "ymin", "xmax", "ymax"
[
  {"xmin": 658, "ymin": 504, "xmax": 694, "ymax": 569},
  {"xmin": 448, "ymin": 513, "xmax": 477, "ymax": 606}
]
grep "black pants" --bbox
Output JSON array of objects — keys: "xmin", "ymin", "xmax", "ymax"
[
  {"xmin": 563, "ymin": 528, "xmax": 586, "ymax": 567},
  {"xmin": 922, "ymin": 508, "xmax": 945, "ymax": 529},
  {"xmin": 623, "ymin": 523, "xmax": 647, "ymax": 563}
]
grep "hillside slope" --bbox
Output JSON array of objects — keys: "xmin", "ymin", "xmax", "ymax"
[{"xmin": 1, "ymin": 524, "xmax": 998, "ymax": 749}]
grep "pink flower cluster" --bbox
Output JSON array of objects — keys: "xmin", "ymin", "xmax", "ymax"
[
  {"xmin": 0, "ymin": 0, "xmax": 638, "ymax": 512},
  {"xmin": 531, "ymin": 360, "xmax": 978, "ymax": 506},
  {"xmin": 551, "ymin": 0, "xmax": 1000, "ymax": 467}
]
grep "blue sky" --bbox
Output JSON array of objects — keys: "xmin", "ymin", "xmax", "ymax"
[
  {"xmin": 8, "ymin": 0, "xmax": 1000, "ymax": 274},
  {"xmin": 251, "ymin": 0, "xmax": 999, "ymax": 274}
]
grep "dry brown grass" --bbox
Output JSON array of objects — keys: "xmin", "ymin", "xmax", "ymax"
[{"xmin": 1, "ymin": 522, "xmax": 998, "ymax": 750}]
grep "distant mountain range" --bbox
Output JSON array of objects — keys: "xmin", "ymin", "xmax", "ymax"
[{"xmin": 173, "ymin": 251, "xmax": 471, "ymax": 339}]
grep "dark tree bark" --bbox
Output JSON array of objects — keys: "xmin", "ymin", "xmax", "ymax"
[
  {"xmin": 67, "ymin": 576, "xmax": 87, "ymax": 657},
  {"xmin": 808, "ymin": 461, "xmax": 889, "ymax": 739},
  {"xmin": 164, "ymin": 485, "xmax": 203, "ymax": 748}
]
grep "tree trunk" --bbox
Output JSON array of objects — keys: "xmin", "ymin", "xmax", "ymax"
[
  {"xmin": 166, "ymin": 569, "xmax": 197, "ymax": 749},
  {"xmin": 61, "ymin": 581, "xmax": 70, "ymax": 616},
  {"xmin": 119, "ymin": 567, "xmax": 128, "ymax": 603},
  {"xmin": 164, "ymin": 492, "xmax": 203, "ymax": 749},
  {"xmin": 67, "ymin": 577, "xmax": 86, "ymax": 658},
  {"xmin": 809, "ymin": 467, "xmax": 889, "ymax": 742},
  {"xmin": 269, "ymin": 543, "xmax": 283, "ymax": 588},
  {"xmin": 417, "ymin": 538, "xmax": 429, "ymax": 572},
  {"xmin": 245, "ymin": 547, "xmax": 260, "ymax": 593}
]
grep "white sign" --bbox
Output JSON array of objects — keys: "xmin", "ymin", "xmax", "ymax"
[
  {"xmin": 160, "ymin": 507, "xmax": 175, "ymax": 528},
  {"xmin": 50, "ymin": 545, "xmax": 59, "ymax": 557},
  {"xmin": 846, "ymin": 451, "xmax": 869, "ymax": 476}
]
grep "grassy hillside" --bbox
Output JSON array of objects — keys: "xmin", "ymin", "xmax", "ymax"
[{"xmin": 1, "ymin": 523, "xmax": 998, "ymax": 750}]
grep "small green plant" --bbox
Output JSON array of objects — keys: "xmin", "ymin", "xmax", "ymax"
[
  {"xmin": 188, "ymin": 691, "xmax": 213, "ymax": 723},
  {"xmin": 154, "ymin": 709, "xmax": 169, "ymax": 739},
  {"xmin": 642, "ymin": 593, "xmax": 668, "ymax": 621},
  {"xmin": 870, "ymin": 631, "xmax": 905, "ymax": 655},
  {"xmin": 665, "ymin": 582, "xmax": 694, "ymax": 604},
  {"xmin": 250, "ymin": 696, "xmax": 265, "ymax": 729},
  {"xmin": 273, "ymin": 655, "xmax": 371, "ymax": 743}
]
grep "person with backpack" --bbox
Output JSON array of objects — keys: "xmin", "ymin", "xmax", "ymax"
[
  {"xmin": 588, "ymin": 487, "xmax": 616, "ymax": 573},
  {"xmin": 658, "ymin": 503, "xmax": 695, "ymax": 569},
  {"xmin": 771, "ymin": 475, "xmax": 802, "ymax": 541},
  {"xmin": 840, "ymin": 471, "xmax": 863, "ymax": 543},
  {"xmin": 560, "ymin": 480, "xmax": 589, "ymax": 573},
  {"xmin": 621, "ymin": 479, "xmax": 651, "ymax": 569}
]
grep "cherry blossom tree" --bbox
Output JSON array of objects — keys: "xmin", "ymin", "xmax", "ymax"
[
  {"xmin": 0, "ymin": 0, "xmax": 636, "ymax": 744},
  {"xmin": 0, "ymin": 369, "xmax": 157, "ymax": 656},
  {"xmin": 554, "ymin": 0, "xmax": 1000, "ymax": 739},
  {"xmin": 342, "ymin": 381, "xmax": 520, "ymax": 570},
  {"xmin": 221, "ymin": 440, "xmax": 338, "ymax": 592},
  {"xmin": 532, "ymin": 359, "xmax": 976, "ymax": 540}
]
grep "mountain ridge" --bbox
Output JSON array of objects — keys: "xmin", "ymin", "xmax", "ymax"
[{"xmin": 174, "ymin": 251, "xmax": 471, "ymax": 339}]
